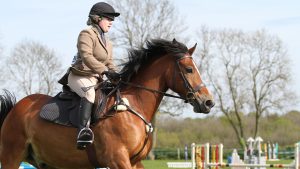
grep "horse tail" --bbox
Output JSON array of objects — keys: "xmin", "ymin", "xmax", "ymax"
[{"xmin": 0, "ymin": 90, "xmax": 16, "ymax": 128}]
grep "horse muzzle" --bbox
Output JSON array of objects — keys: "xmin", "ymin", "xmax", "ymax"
[{"xmin": 189, "ymin": 94, "xmax": 215, "ymax": 114}]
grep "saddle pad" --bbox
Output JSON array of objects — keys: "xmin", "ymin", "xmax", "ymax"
[
  {"xmin": 40, "ymin": 93, "xmax": 81, "ymax": 127},
  {"xmin": 40, "ymin": 88, "xmax": 125, "ymax": 127}
]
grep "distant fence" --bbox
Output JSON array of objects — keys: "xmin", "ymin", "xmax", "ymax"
[
  {"xmin": 151, "ymin": 147, "xmax": 296, "ymax": 160},
  {"xmin": 153, "ymin": 148, "xmax": 189, "ymax": 160}
]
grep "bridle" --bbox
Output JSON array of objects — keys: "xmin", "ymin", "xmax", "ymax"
[
  {"xmin": 175, "ymin": 56, "xmax": 206, "ymax": 103},
  {"xmin": 121, "ymin": 55, "xmax": 206, "ymax": 103}
]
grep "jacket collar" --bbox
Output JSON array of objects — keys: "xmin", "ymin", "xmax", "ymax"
[{"xmin": 91, "ymin": 26, "xmax": 108, "ymax": 53}]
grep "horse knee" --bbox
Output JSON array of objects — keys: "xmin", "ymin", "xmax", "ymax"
[{"xmin": 133, "ymin": 161, "xmax": 144, "ymax": 169}]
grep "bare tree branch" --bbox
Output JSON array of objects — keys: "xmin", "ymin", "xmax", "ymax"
[
  {"xmin": 0, "ymin": 40, "xmax": 5, "ymax": 87},
  {"xmin": 195, "ymin": 27, "xmax": 294, "ymax": 148},
  {"xmin": 6, "ymin": 40, "xmax": 63, "ymax": 97},
  {"xmin": 109, "ymin": 0, "xmax": 187, "ymax": 49},
  {"xmin": 244, "ymin": 30, "xmax": 294, "ymax": 137}
]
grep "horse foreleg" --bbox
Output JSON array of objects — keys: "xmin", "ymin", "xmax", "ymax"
[
  {"xmin": 107, "ymin": 157, "xmax": 144, "ymax": 169},
  {"xmin": 108, "ymin": 159, "xmax": 133, "ymax": 169},
  {"xmin": 0, "ymin": 143, "xmax": 27, "ymax": 168},
  {"xmin": 103, "ymin": 149, "xmax": 134, "ymax": 169},
  {"xmin": 132, "ymin": 161, "xmax": 144, "ymax": 169},
  {"xmin": 0, "ymin": 127, "xmax": 27, "ymax": 168}
]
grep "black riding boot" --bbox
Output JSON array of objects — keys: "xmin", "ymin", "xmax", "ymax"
[{"xmin": 77, "ymin": 97, "xmax": 94, "ymax": 150}]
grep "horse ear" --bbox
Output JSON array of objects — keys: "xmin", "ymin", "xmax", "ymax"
[
  {"xmin": 188, "ymin": 43, "xmax": 197, "ymax": 56},
  {"xmin": 172, "ymin": 38, "xmax": 177, "ymax": 44}
]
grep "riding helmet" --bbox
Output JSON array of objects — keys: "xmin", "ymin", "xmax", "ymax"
[{"xmin": 89, "ymin": 2, "xmax": 120, "ymax": 21}]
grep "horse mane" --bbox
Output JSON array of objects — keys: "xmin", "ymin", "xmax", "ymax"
[{"xmin": 119, "ymin": 39, "xmax": 188, "ymax": 82}]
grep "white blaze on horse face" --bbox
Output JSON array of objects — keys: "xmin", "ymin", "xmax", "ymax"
[
  {"xmin": 182, "ymin": 54, "xmax": 210, "ymax": 96},
  {"xmin": 191, "ymin": 57, "xmax": 201, "ymax": 78},
  {"xmin": 183, "ymin": 54, "xmax": 202, "ymax": 79},
  {"xmin": 189, "ymin": 56, "xmax": 212, "ymax": 97}
]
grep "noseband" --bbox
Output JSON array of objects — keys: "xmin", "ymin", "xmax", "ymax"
[{"xmin": 174, "ymin": 56, "xmax": 206, "ymax": 103}]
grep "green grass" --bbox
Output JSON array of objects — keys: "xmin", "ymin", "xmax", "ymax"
[
  {"xmin": 142, "ymin": 160, "xmax": 190, "ymax": 169},
  {"xmin": 268, "ymin": 159, "xmax": 292, "ymax": 165}
]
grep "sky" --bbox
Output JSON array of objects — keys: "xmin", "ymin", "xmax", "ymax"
[{"xmin": 0, "ymin": 0, "xmax": 300, "ymax": 117}]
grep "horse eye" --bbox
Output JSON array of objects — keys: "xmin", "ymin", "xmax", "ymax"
[{"xmin": 185, "ymin": 66, "xmax": 193, "ymax": 73}]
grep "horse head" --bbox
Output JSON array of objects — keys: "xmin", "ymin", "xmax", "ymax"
[
  {"xmin": 120, "ymin": 38, "xmax": 214, "ymax": 114},
  {"xmin": 164, "ymin": 39, "xmax": 214, "ymax": 113}
]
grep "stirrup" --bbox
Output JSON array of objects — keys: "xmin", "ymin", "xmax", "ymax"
[{"xmin": 77, "ymin": 128, "xmax": 94, "ymax": 150}]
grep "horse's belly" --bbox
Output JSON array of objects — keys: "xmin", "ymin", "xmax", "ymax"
[
  {"xmin": 29, "ymin": 120, "xmax": 92, "ymax": 168},
  {"xmin": 31, "ymin": 145, "xmax": 92, "ymax": 169}
]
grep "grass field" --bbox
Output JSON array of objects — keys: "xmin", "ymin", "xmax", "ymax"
[
  {"xmin": 141, "ymin": 159, "xmax": 293, "ymax": 169},
  {"xmin": 142, "ymin": 160, "xmax": 188, "ymax": 169}
]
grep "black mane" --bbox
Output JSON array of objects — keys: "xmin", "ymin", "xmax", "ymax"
[{"xmin": 120, "ymin": 39, "xmax": 188, "ymax": 82}]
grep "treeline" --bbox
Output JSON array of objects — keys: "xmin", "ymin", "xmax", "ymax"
[{"xmin": 155, "ymin": 111, "xmax": 300, "ymax": 149}]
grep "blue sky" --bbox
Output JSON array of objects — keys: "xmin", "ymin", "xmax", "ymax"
[{"xmin": 1, "ymin": 0, "xmax": 300, "ymax": 115}]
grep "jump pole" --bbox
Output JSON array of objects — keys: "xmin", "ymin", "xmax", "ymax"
[{"xmin": 192, "ymin": 142, "xmax": 300, "ymax": 169}]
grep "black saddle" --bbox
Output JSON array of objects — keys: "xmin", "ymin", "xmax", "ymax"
[{"xmin": 40, "ymin": 83, "xmax": 118, "ymax": 128}]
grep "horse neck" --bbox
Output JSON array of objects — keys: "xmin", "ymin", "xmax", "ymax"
[{"xmin": 126, "ymin": 55, "xmax": 172, "ymax": 121}]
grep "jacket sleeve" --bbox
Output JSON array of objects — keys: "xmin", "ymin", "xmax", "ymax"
[{"xmin": 77, "ymin": 30, "xmax": 108, "ymax": 75}]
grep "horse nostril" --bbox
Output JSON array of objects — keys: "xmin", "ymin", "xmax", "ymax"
[{"xmin": 205, "ymin": 100, "xmax": 215, "ymax": 108}]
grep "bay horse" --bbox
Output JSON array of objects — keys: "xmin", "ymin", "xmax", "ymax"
[{"xmin": 0, "ymin": 39, "xmax": 214, "ymax": 169}]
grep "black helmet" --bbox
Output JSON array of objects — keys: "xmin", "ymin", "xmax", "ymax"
[{"xmin": 89, "ymin": 2, "xmax": 120, "ymax": 21}]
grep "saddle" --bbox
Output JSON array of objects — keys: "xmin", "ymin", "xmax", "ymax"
[{"xmin": 40, "ymin": 82, "xmax": 120, "ymax": 128}]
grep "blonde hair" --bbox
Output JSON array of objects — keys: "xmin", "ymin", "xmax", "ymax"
[{"xmin": 86, "ymin": 15, "xmax": 101, "ymax": 25}]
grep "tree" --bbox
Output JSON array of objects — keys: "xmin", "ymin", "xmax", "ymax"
[
  {"xmin": 6, "ymin": 40, "xmax": 63, "ymax": 97},
  {"xmin": 0, "ymin": 37, "xmax": 6, "ymax": 88},
  {"xmin": 108, "ymin": 0, "xmax": 186, "ymax": 49},
  {"xmin": 246, "ymin": 30, "xmax": 293, "ymax": 138},
  {"xmin": 196, "ymin": 27, "xmax": 294, "ymax": 148}
]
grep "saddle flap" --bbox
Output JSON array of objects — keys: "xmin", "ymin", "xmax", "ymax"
[{"xmin": 40, "ymin": 93, "xmax": 81, "ymax": 127}]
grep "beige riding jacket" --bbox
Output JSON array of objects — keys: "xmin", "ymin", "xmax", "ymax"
[{"xmin": 71, "ymin": 26, "xmax": 116, "ymax": 76}]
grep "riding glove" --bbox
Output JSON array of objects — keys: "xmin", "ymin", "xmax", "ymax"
[{"xmin": 102, "ymin": 70, "xmax": 121, "ymax": 84}]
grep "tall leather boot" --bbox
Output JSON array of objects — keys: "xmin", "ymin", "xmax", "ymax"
[{"xmin": 77, "ymin": 97, "xmax": 94, "ymax": 150}]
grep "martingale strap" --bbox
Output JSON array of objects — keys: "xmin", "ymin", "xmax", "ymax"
[
  {"xmin": 86, "ymin": 144, "xmax": 101, "ymax": 167},
  {"xmin": 125, "ymin": 104, "xmax": 153, "ymax": 161}
]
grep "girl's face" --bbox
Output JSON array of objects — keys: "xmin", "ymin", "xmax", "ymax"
[{"xmin": 98, "ymin": 17, "xmax": 113, "ymax": 33}]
